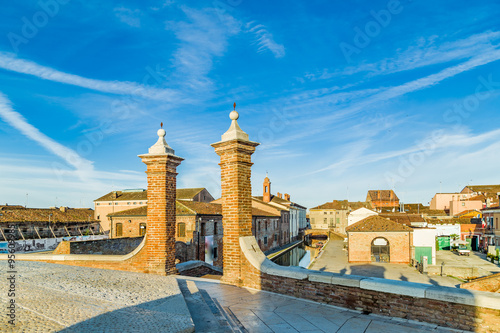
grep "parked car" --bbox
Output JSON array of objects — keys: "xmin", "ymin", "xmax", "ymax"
[{"xmin": 458, "ymin": 245, "xmax": 470, "ymax": 256}]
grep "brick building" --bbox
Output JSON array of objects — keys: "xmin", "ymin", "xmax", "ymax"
[
  {"xmin": 0, "ymin": 205, "xmax": 100, "ymax": 241},
  {"xmin": 108, "ymin": 199, "xmax": 285, "ymax": 266},
  {"xmin": 94, "ymin": 187, "xmax": 214, "ymax": 234},
  {"xmin": 253, "ymin": 175, "xmax": 307, "ymax": 241},
  {"xmin": 309, "ymin": 200, "xmax": 369, "ymax": 235},
  {"xmin": 366, "ymin": 190, "xmax": 399, "ymax": 212},
  {"xmin": 346, "ymin": 215, "xmax": 413, "ymax": 264}
]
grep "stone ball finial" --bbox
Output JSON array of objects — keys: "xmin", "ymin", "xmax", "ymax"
[
  {"xmin": 230, "ymin": 110, "xmax": 239, "ymax": 121},
  {"xmin": 157, "ymin": 128, "xmax": 166, "ymax": 137}
]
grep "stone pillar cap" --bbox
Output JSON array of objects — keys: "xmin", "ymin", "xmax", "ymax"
[
  {"xmin": 221, "ymin": 109, "xmax": 249, "ymax": 142},
  {"xmin": 143, "ymin": 125, "xmax": 175, "ymax": 155}
]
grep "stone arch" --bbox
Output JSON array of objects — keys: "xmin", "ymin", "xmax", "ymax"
[{"xmin": 371, "ymin": 237, "xmax": 390, "ymax": 263}]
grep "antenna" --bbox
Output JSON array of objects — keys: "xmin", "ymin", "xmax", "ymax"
[
  {"xmin": 25, "ymin": 193, "xmax": 28, "ymax": 208},
  {"xmin": 233, "ymin": 102, "xmax": 236, "ymax": 110}
]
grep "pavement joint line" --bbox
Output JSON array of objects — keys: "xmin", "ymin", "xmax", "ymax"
[{"xmin": 14, "ymin": 301, "xmax": 70, "ymax": 328}]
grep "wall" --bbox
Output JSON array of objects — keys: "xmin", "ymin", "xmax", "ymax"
[
  {"xmin": 0, "ymin": 235, "xmax": 107, "ymax": 253},
  {"xmin": 427, "ymin": 223, "xmax": 461, "ymax": 237},
  {"xmin": 94, "ymin": 201, "xmax": 147, "ymax": 232},
  {"xmin": 348, "ymin": 231, "xmax": 411, "ymax": 264},
  {"xmin": 413, "ymin": 228, "xmax": 436, "ymax": 265},
  {"xmin": 65, "ymin": 237, "xmax": 143, "ymax": 255},
  {"xmin": 110, "ymin": 215, "xmax": 147, "ymax": 238},
  {"xmin": 239, "ymin": 236, "xmax": 500, "ymax": 333},
  {"xmin": 430, "ymin": 193, "xmax": 456, "ymax": 210},
  {"xmin": 449, "ymin": 199, "xmax": 483, "ymax": 217},
  {"xmin": 252, "ymin": 216, "xmax": 281, "ymax": 252},
  {"xmin": 347, "ymin": 208, "xmax": 378, "ymax": 226}
]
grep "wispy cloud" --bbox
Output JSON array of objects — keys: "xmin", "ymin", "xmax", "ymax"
[
  {"xmin": 246, "ymin": 21, "xmax": 285, "ymax": 58},
  {"xmin": 308, "ymin": 31, "xmax": 500, "ymax": 80},
  {"xmin": 166, "ymin": 7, "xmax": 241, "ymax": 91},
  {"xmin": 0, "ymin": 53, "xmax": 181, "ymax": 102},
  {"xmin": 0, "ymin": 92, "xmax": 93, "ymax": 173},
  {"xmin": 114, "ymin": 7, "xmax": 142, "ymax": 28}
]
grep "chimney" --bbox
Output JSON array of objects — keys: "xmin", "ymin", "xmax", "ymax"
[
  {"xmin": 377, "ymin": 190, "xmax": 381, "ymax": 199},
  {"xmin": 277, "ymin": 192, "xmax": 282, "ymax": 199},
  {"xmin": 284, "ymin": 193, "xmax": 290, "ymax": 201},
  {"xmin": 111, "ymin": 191, "xmax": 117, "ymax": 199},
  {"xmin": 60, "ymin": 206, "xmax": 67, "ymax": 213},
  {"xmin": 390, "ymin": 191, "xmax": 393, "ymax": 200},
  {"xmin": 263, "ymin": 175, "xmax": 271, "ymax": 203}
]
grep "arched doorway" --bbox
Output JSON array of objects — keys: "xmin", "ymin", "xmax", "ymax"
[{"xmin": 371, "ymin": 237, "xmax": 390, "ymax": 262}]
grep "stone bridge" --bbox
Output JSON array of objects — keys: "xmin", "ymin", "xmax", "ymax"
[{"xmin": 305, "ymin": 229, "xmax": 346, "ymax": 240}]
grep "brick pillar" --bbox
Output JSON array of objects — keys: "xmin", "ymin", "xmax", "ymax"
[
  {"xmin": 139, "ymin": 128, "xmax": 183, "ymax": 275},
  {"xmin": 212, "ymin": 109, "xmax": 259, "ymax": 285}
]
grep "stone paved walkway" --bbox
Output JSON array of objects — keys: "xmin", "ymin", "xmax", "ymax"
[
  {"xmin": 310, "ymin": 240, "xmax": 461, "ymax": 287},
  {"xmin": 0, "ymin": 261, "xmax": 193, "ymax": 332},
  {"xmin": 179, "ymin": 276, "xmax": 472, "ymax": 333},
  {"xmin": 0, "ymin": 261, "xmax": 473, "ymax": 332}
]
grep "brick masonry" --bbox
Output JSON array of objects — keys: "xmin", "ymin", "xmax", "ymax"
[
  {"xmin": 212, "ymin": 139, "xmax": 259, "ymax": 285},
  {"xmin": 348, "ymin": 231, "xmax": 412, "ymax": 264},
  {"xmin": 238, "ymin": 251, "xmax": 500, "ymax": 333}
]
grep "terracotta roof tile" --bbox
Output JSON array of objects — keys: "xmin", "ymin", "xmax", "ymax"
[
  {"xmin": 346, "ymin": 215, "xmax": 412, "ymax": 232},
  {"xmin": 95, "ymin": 188, "xmax": 206, "ymax": 202},
  {"xmin": 0, "ymin": 207, "xmax": 97, "ymax": 223},
  {"xmin": 367, "ymin": 190, "xmax": 399, "ymax": 201}
]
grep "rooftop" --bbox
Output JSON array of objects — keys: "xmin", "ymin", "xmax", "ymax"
[
  {"xmin": 95, "ymin": 188, "xmax": 207, "ymax": 202},
  {"xmin": 367, "ymin": 190, "xmax": 399, "ymax": 202},
  {"xmin": 0, "ymin": 206, "xmax": 97, "ymax": 223},
  {"xmin": 346, "ymin": 215, "xmax": 413, "ymax": 232}
]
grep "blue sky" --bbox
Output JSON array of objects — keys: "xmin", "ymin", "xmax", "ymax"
[{"xmin": 1, "ymin": 0, "xmax": 500, "ymax": 209}]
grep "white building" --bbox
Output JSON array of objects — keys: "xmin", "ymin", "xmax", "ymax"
[{"xmin": 348, "ymin": 207, "xmax": 378, "ymax": 226}]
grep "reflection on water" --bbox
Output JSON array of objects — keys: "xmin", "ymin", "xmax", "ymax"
[{"xmin": 272, "ymin": 239, "xmax": 324, "ymax": 268}]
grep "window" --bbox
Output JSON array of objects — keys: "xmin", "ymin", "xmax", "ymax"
[
  {"xmin": 274, "ymin": 234, "xmax": 277, "ymax": 241},
  {"xmin": 116, "ymin": 223, "xmax": 123, "ymax": 237},
  {"xmin": 336, "ymin": 218, "xmax": 340, "ymax": 224},
  {"xmin": 133, "ymin": 202, "xmax": 136, "ymax": 205},
  {"xmin": 323, "ymin": 218, "xmax": 327, "ymax": 224},
  {"xmin": 128, "ymin": 220, "xmax": 131, "ymax": 223},
  {"xmin": 264, "ymin": 236, "xmax": 268, "ymax": 245},
  {"xmin": 258, "ymin": 222, "xmax": 260, "ymax": 231},
  {"xmin": 127, "ymin": 202, "xmax": 131, "ymax": 205},
  {"xmin": 139, "ymin": 223, "xmax": 146, "ymax": 236},
  {"xmin": 201, "ymin": 223, "xmax": 206, "ymax": 236},
  {"xmin": 324, "ymin": 212, "xmax": 327, "ymax": 215},
  {"xmin": 330, "ymin": 212, "xmax": 333, "ymax": 215},
  {"xmin": 96, "ymin": 203, "xmax": 100, "ymax": 206},
  {"xmin": 108, "ymin": 203, "xmax": 112, "ymax": 205},
  {"xmin": 115, "ymin": 202, "xmax": 118, "ymax": 205},
  {"xmin": 265, "ymin": 222, "xmax": 268, "ymax": 231},
  {"xmin": 462, "ymin": 202, "xmax": 465, "ymax": 206},
  {"xmin": 213, "ymin": 247, "xmax": 218, "ymax": 259},
  {"xmin": 214, "ymin": 222, "xmax": 218, "ymax": 235},
  {"xmin": 178, "ymin": 223, "xmax": 186, "ymax": 237}
]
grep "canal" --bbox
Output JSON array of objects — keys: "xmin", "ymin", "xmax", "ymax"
[{"xmin": 271, "ymin": 238, "xmax": 324, "ymax": 268}]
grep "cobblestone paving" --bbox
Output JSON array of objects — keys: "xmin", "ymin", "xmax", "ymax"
[
  {"xmin": 181, "ymin": 276, "xmax": 472, "ymax": 333},
  {"xmin": 1, "ymin": 261, "xmax": 194, "ymax": 332}
]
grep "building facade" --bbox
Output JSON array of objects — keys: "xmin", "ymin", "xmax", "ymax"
[{"xmin": 366, "ymin": 190, "xmax": 399, "ymax": 211}]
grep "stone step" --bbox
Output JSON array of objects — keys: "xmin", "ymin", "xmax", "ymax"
[{"xmin": 178, "ymin": 279, "xmax": 241, "ymax": 333}]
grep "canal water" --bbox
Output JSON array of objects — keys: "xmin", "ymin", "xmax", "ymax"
[{"xmin": 271, "ymin": 239, "xmax": 324, "ymax": 268}]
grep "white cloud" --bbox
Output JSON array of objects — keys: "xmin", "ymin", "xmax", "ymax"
[
  {"xmin": 309, "ymin": 31, "xmax": 500, "ymax": 80},
  {"xmin": 246, "ymin": 21, "xmax": 285, "ymax": 58},
  {"xmin": 0, "ymin": 53, "xmax": 181, "ymax": 102},
  {"xmin": 0, "ymin": 92, "xmax": 93, "ymax": 173},
  {"xmin": 114, "ymin": 7, "xmax": 142, "ymax": 28},
  {"xmin": 166, "ymin": 7, "xmax": 241, "ymax": 91}
]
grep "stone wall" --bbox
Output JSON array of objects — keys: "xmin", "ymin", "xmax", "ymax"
[
  {"xmin": 239, "ymin": 236, "xmax": 500, "ymax": 333},
  {"xmin": 177, "ymin": 260, "xmax": 223, "ymax": 277},
  {"xmin": 54, "ymin": 237, "xmax": 144, "ymax": 255}
]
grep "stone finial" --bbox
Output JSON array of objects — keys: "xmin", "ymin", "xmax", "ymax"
[
  {"xmin": 146, "ymin": 126, "xmax": 175, "ymax": 155},
  {"xmin": 221, "ymin": 107, "xmax": 249, "ymax": 142}
]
